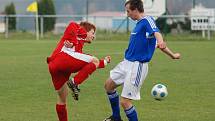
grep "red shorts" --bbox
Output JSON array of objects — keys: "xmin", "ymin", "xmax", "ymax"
[{"xmin": 48, "ymin": 52, "xmax": 88, "ymax": 90}]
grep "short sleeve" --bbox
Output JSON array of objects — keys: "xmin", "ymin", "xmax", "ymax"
[{"xmin": 144, "ymin": 16, "xmax": 159, "ymax": 35}]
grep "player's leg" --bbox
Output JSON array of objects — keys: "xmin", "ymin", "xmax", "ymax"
[
  {"xmin": 104, "ymin": 78, "xmax": 122, "ymax": 121},
  {"xmin": 73, "ymin": 56, "xmax": 99, "ymax": 84},
  {"xmin": 68, "ymin": 56, "xmax": 99, "ymax": 85},
  {"xmin": 48, "ymin": 55, "xmax": 72, "ymax": 121},
  {"xmin": 67, "ymin": 55, "xmax": 99, "ymax": 100},
  {"xmin": 121, "ymin": 98, "xmax": 138, "ymax": 121},
  {"xmin": 120, "ymin": 61, "xmax": 148, "ymax": 121},
  {"xmin": 56, "ymin": 83, "xmax": 69, "ymax": 121},
  {"xmin": 103, "ymin": 61, "xmax": 126, "ymax": 121}
]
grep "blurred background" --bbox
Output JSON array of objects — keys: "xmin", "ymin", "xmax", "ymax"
[{"xmin": 0, "ymin": 0, "xmax": 214, "ymax": 39}]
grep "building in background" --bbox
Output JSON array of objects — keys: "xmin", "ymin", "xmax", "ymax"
[
  {"xmin": 0, "ymin": 13, "xmax": 6, "ymax": 33},
  {"xmin": 0, "ymin": 22, "xmax": 6, "ymax": 33},
  {"xmin": 190, "ymin": 4, "xmax": 215, "ymax": 39}
]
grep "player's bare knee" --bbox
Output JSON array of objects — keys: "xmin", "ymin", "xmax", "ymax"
[
  {"xmin": 104, "ymin": 78, "xmax": 116, "ymax": 92},
  {"xmin": 91, "ymin": 57, "xmax": 99, "ymax": 67},
  {"xmin": 57, "ymin": 84, "xmax": 68, "ymax": 104},
  {"xmin": 120, "ymin": 100, "xmax": 128, "ymax": 109},
  {"xmin": 57, "ymin": 93, "xmax": 67, "ymax": 104},
  {"xmin": 104, "ymin": 81, "xmax": 110, "ymax": 91},
  {"xmin": 120, "ymin": 99, "xmax": 132, "ymax": 109},
  {"xmin": 120, "ymin": 100, "xmax": 128, "ymax": 108}
]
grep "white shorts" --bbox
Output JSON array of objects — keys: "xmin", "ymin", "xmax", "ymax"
[{"xmin": 110, "ymin": 59, "xmax": 148, "ymax": 100}]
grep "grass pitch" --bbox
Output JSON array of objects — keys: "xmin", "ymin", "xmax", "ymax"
[{"xmin": 0, "ymin": 33, "xmax": 215, "ymax": 121}]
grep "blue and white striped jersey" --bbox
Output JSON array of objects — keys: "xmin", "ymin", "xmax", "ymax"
[{"xmin": 125, "ymin": 16, "xmax": 159, "ymax": 62}]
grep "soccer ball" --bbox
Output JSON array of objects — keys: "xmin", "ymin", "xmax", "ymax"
[{"xmin": 151, "ymin": 84, "xmax": 168, "ymax": 100}]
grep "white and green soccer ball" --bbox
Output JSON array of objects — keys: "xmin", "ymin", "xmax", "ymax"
[{"xmin": 151, "ymin": 84, "xmax": 168, "ymax": 100}]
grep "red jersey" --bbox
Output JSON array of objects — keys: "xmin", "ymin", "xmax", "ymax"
[{"xmin": 48, "ymin": 21, "xmax": 87, "ymax": 62}]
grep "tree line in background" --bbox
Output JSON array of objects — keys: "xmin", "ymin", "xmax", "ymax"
[
  {"xmin": 156, "ymin": 14, "xmax": 191, "ymax": 35},
  {"xmin": 4, "ymin": 0, "xmax": 56, "ymax": 32},
  {"xmin": 4, "ymin": 3, "xmax": 16, "ymax": 30},
  {"xmin": 38, "ymin": 0, "xmax": 56, "ymax": 32}
]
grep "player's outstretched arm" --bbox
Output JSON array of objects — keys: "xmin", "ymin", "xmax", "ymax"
[
  {"xmin": 98, "ymin": 56, "xmax": 111, "ymax": 69},
  {"xmin": 160, "ymin": 46, "xmax": 181, "ymax": 59},
  {"xmin": 154, "ymin": 32, "xmax": 180, "ymax": 59}
]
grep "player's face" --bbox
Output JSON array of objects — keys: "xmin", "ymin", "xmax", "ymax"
[
  {"xmin": 86, "ymin": 29, "xmax": 95, "ymax": 43},
  {"xmin": 125, "ymin": 4, "xmax": 138, "ymax": 20}
]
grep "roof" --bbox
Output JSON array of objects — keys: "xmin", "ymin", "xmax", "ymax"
[{"xmin": 89, "ymin": 11, "xmax": 125, "ymax": 17}]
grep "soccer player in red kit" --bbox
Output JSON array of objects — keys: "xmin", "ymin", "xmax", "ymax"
[{"xmin": 47, "ymin": 21, "xmax": 111, "ymax": 121}]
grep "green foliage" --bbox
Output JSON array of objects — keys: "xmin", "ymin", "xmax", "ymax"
[
  {"xmin": 38, "ymin": 0, "xmax": 56, "ymax": 32},
  {"xmin": 4, "ymin": 2, "xmax": 16, "ymax": 30},
  {"xmin": 156, "ymin": 17, "xmax": 171, "ymax": 34},
  {"xmin": 179, "ymin": 17, "xmax": 191, "ymax": 31}
]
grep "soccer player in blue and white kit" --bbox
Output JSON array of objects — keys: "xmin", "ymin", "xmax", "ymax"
[{"xmin": 103, "ymin": 0, "xmax": 180, "ymax": 121}]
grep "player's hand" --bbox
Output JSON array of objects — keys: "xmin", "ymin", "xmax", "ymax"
[
  {"xmin": 64, "ymin": 40, "xmax": 74, "ymax": 48},
  {"xmin": 172, "ymin": 53, "xmax": 181, "ymax": 59},
  {"xmin": 104, "ymin": 56, "xmax": 111, "ymax": 63}
]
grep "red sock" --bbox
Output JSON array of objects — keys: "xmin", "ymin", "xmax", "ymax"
[
  {"xmin": 74, "ymin": 62, "xmax": 97, "ymax": 85},
  {"xmin": 56, "ymin": 104, "xmax": 68, "ymax": 121}
]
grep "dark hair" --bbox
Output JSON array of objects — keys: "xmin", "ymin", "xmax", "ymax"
[
  {"xmin": 79, "ymin": 21, "xmax": 96, "ymax": 32},
  {"xmin": 125, "ymin": 0, "xmax": 144, "ymax": 13}
]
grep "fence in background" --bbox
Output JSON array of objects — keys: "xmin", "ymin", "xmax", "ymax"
[{"xmin": 0, "ymin": 14, "xmax": 214, "ymax": 40}]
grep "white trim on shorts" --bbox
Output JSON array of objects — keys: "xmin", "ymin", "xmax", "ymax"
[
  {"xmin": 61, "ymin": 46, "xmax": 93, "ymax": 63},
  {"xmin": 110, "ymin": 59, "xmax": 148, "ymax": 100}
]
